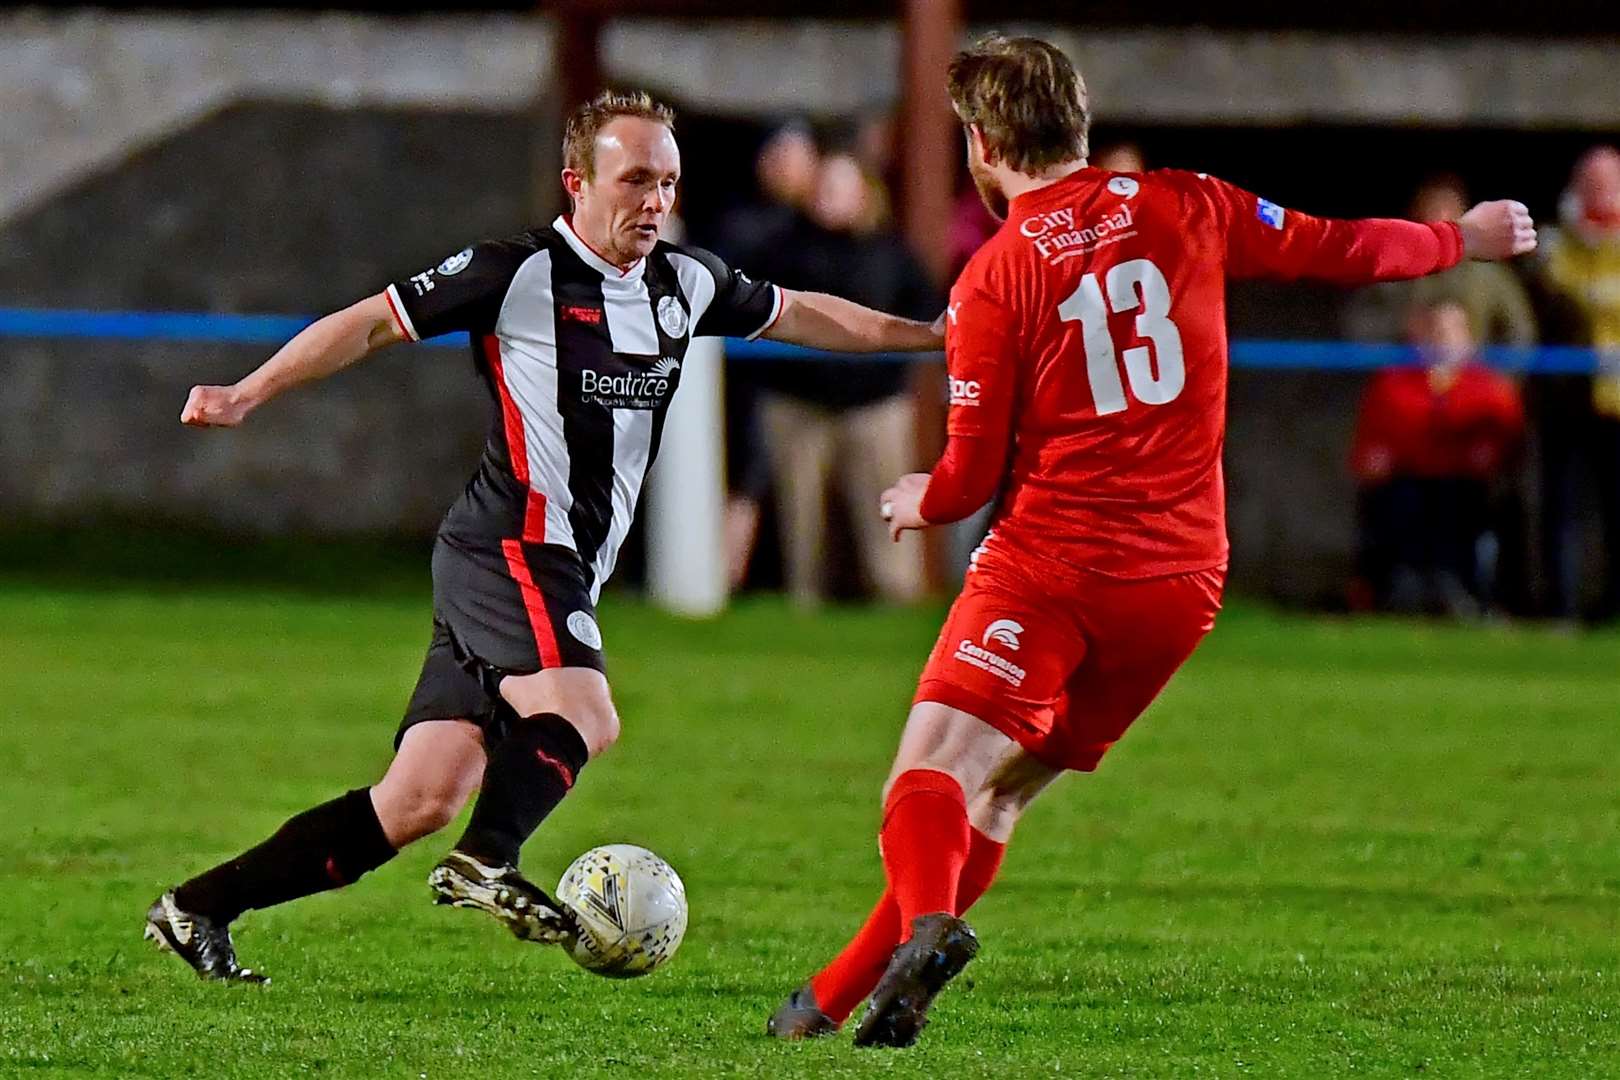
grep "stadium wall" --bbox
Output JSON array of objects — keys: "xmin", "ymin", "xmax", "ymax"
[{"xmin": 6, "ymin": 11, "xmax": 1619, "ymax": 224}]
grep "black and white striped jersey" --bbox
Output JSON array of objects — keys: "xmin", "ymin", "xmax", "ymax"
[{"xmin": 385, "ymin": 216, "xmax": 782, "ymax": 600}]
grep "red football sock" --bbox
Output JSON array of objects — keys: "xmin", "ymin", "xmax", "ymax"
[
  {"xmin": 808, "ymin": 892, "xmax": 900, "ymax": 1023},
  {"xmin": 955, "ymin": 828, "xmax": 1007, "ymax": 914},
  {"xmin": 808, "ymin": 826, "xmax": 1006, "ymax": 1023},
  {"xmin": 881, "ymin": 768, "xmax": 971, "ymax": 933}
]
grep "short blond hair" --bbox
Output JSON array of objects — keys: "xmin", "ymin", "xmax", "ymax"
[
  {"xmin": 562, "ymin": 89, "xmax": 676, "ymax": 180},
  {"xmin": 947, "ymin": 35, "xmax": 1089, "ymax": 173}
]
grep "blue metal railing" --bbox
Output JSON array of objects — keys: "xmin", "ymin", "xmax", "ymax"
[{"xmin": 0, "ymin": 307, "xmax": 1609, "ymax": 374}]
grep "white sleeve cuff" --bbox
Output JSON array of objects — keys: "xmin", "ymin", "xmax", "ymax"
[
  {"xmin": 744, "ymin": 284, "xmax": 785, "ymax": 341},
  {"xmin": 384, "ymin": 283, "xmax": 420, "ymax": 342}
]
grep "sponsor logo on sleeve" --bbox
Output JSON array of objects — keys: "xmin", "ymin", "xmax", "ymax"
[
  {"xmin": 409, "ymin": 272, "xmax": 435, "ymax": 296},
  {"xmin": 1256, "ymin": 199, "xmax": 1286, "ymax": 230},
  {"xmin": 437, "ymin": 247, "xmax": 475, "ymax": 275},
  {"xmin": 657, "ymin": 294, "xmax": 689, "ymax": 338},
  {"xmin": 948, "ymin": 376, "xmax": 982, "ymax": 407},
  {"xmin": 946, "ymin": 302, "xmax": 961, "ymax": 325}
]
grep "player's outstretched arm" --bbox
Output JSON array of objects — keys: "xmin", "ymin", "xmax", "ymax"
[
  {"xmin": 180, "ymin": 292, "xmax": 406, "ymax": 428},
  {"xmin": 1212, "ymin": 174, "xmax": 1535, "ymax": 285},
  {"xmin": 763, "ymin": 289, "xmax": 943, "ymax": 353}
]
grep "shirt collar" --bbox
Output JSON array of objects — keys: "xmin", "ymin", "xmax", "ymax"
[
  {"xmin": 1006, "ymin": 167, "xmax": 1102, "ymax": 216},
  {"xmin": 554, "ymin": 215, "xmax": 646, "ymax": 281}
]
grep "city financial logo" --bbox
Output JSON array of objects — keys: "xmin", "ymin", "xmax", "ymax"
[
  {"xmin": 1019, "ymin": 203, "xmax": 1137, "ymax": 264},
  {"xmin": 579, "ymin": 356, "xmax": 681, "ymax": 409}
]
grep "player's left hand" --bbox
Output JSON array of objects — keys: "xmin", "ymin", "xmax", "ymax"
[{"xmin": 879, "ymin": 473, "xmax": 932, "ymax": 542}]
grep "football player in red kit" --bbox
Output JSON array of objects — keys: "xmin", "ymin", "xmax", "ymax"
[{"xmin": 768, "ymin": 35, "xmax": 1537, "ymax": 1049}]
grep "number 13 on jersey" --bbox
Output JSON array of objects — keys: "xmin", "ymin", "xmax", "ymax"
[{"xmin": 1058, "ymin": 257, "xmax": 1186, "ymax": 416}]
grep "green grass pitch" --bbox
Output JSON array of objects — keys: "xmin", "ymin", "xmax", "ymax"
[{"xmin": 1, "ymin": 579, "xmax": 1617, "ymax": 1077}]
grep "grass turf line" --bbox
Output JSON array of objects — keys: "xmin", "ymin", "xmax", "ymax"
[{"xmin": 0, "ymin": 584, "xmax": 1616, "ymax": 1077}]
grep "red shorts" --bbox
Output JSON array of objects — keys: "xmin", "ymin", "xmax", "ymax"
[{"xmin": 914, "ymin": 557, "xmax": 1226, "ymax": 772}]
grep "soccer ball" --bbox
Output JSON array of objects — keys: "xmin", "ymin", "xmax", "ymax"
[{"xmin": 556, "ymin": 844, "xmax": 688, "ymax": 978}]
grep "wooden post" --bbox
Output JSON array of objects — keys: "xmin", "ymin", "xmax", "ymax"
[
  {"xmin": 536, "ymin": 3, "xmax": 606, "ymax": 222},
  {"xmin": 898, "ymin": 0, "xmax": 962, "ymax": 592}
]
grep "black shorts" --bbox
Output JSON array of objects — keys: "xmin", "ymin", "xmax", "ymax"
[{"xmin": 396, "ymin": 537, "xmax": 606, "ymax": 747}]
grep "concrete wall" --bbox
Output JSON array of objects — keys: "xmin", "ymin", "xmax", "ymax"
[
  {"xmin": 6, "ymin": 11, "xmax": 1619, "ymax": 223},
  {"xmin": 0, "ymin": 338, "xmax": 487, "ymax": 537},
  {"xmin": 0, "ymin": 336, "xmax": 1380, "ymax": 603}
]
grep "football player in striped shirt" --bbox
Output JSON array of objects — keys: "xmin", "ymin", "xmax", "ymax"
[{"xmin": 145, "ymin": 90, "xmax": 943, "ymax": 982}]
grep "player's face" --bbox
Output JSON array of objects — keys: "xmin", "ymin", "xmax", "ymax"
[
  {"xmin": 574, "ymin": 117, "xmax": 681, "ymax": 266},
  {"xmin": 964, "ymin": 125, "xmax": 1008, "ymax": 222}
]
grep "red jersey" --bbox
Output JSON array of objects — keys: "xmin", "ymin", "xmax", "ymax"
[
  {"xmin": 921, "ymin": 168, "xmax": 1465, "ymax": 579},
  {"xmin": 1350, "ymin": 362, "xmax": 1524, "ymax": 483}
]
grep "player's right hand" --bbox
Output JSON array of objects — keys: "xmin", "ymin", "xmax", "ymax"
[
  {"xmin": 180, "ymin": 384, "xmax": 252, "ymax": 427},
  {"xmin": 1458, "ymin": 200, "xmax": 1536, "ymax": 261}
]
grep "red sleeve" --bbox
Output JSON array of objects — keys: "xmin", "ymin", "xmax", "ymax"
[
  {"xmin": 918, "ymin": 284, "xmax": 1017, "ymax": 524},
  {"xmin": 1201, "ymin": 175, "xmax": 1465, "ymax": 284}
]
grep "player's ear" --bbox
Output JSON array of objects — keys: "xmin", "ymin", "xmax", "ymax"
[
  {"xmin": 561, "ymin": 167, "xmax": 585, "ymax": 205},
  {"xmin": 968, "ymin": 124, "xmax": 995, "ymax": 167}
]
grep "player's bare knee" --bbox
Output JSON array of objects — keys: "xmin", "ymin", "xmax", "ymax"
[
  {"xmin": 967, "ymin": 789, "xmax": 1020, "ymax": 839},
  {"xmin": 375, "ymin": 781, "xmax": 469, "ymax": 846}
]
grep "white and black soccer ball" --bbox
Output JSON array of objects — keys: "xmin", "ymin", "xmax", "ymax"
[{"xmin": 556, "ymin": 844, "xmax": 687, "ymax": 978}]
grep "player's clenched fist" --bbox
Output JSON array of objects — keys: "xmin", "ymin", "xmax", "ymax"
[
  {"xmin": 1458, "ymin": 200, "xmax": 1537, "ymax": 261},
  {"xmin": 180, "ymin": 384, "xmax": 252, "ymax": 427},
  {"xmin": 880, "ymin": 472, "xmax": 932, "ymax": 542}
]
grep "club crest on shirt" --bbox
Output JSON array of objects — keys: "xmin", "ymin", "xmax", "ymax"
[
  {"xmin": 657, "ymin": 295, "xmax": 689, "ymax": 338},
  {"xmin": 437, "ymin": 247, "xmax": 474, "ymax": 275}
]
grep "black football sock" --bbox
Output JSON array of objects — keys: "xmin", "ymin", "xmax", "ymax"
[
  {"xmin": 173, "ymin": 787, "xmax": 396, "ymax": 925},
  {"xmin": 453, "ymin": 712, "xmax": 589, "ymax": 868}
]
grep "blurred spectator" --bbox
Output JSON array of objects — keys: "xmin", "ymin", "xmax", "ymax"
[
  {"xmin": 709, "ymin": 123, "xmax": 819, "ymax": 590},
  {"xmin": 1350, "ymin": 300, "xmax": 1525, "ymax": 616},
  {"xmin": 1092, "ymin": 141, "xmax": 1146, "ymax": 173},
  {"xmin": 710, "ymin": 121, "xmax": 817, "ymax": 267},
  {"xmin": 1532, "ymin": 145, "xmax": 1620, "ymax": 621},
  {"xmin": 853, "ymin": 110, "xmax": 897, "ymax": 232},
  {"xmin": 750, "ymin": 151, "xmax": 941, "ymax": 604},
  {"xmin": 1344, "ymin": 174, "xmax": 1538, "ymax": 348}
]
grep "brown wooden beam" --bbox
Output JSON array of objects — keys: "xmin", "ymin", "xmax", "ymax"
[
  {"xmin": 899, "ymin": 0, "xmax": 962, "ymax": 593},
  {"xmin": 534, "ymin": 3, "xmax": 605, "ymax": 221}
]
